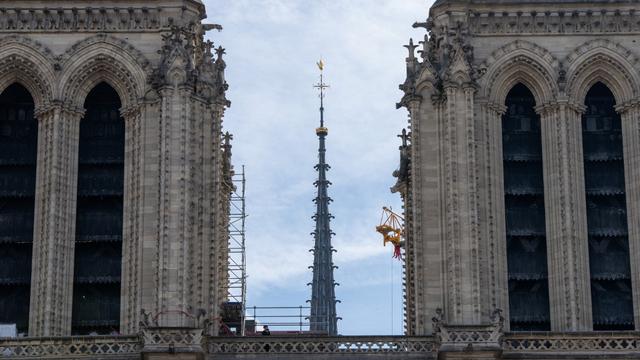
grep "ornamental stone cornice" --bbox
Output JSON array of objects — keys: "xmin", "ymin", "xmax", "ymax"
[
  {"xmin": 430, "ymin": 5, "xmax": 640, "ymax": 36},
  {"xmin": 0, "ymin": 1, "xmax": 207, "ymax": 33}
]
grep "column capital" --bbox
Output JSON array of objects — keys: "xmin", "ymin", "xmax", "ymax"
[
  {"xmin": 616, "ymin": 98, "xmax": 640, "ymax": 115},
  {"xmin": 34, "ymin": 101, "xmax": 84, "ymax": 120},
  {"xmin": 121, "ymin": 103, "xmax": 143, "ymax": 122},
  {"xmin": 536, "ymin": 100, "xmax": 585, "ymax": 116},
  {"xmin": 484, "ymin": 101, "xmax": 507, "ymax": 116}
]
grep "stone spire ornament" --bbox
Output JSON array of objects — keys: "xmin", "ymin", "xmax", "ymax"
[{"xmin": 308, "ymin": 60, "xmax": 339, "ymax": 336}]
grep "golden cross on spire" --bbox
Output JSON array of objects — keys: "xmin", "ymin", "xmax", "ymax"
[
  {"xmin": 313, "ymin": 59, "xmax": 329, "ymax": 100},
  {"xmin": 313, "ymin": 59, "xmax": 329, "ymax": 130}
]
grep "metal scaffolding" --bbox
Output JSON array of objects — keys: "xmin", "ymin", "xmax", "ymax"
[{"xmin": 225, "ymin": 166, "xmax": 247, "ymax": 335}]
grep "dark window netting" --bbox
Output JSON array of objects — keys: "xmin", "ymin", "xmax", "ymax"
[
  {"xmin": 502, "ymin": 83, "xmax": 550, "ymax": 331},
  {"xmin": 72, "ymin": 83, "xmax": 124, "ymax": 335},
  {"xmin": 0, "ymin": 83, "xmax": 37, "ymax": 334},
  {"xmin": 582, "ymin": 82, "xmax": 633, "ymax": 331}
]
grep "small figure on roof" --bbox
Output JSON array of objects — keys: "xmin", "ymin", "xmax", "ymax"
[{"xmin": 261, "ymin": 325, "xmax": 271, "ymax": 336}]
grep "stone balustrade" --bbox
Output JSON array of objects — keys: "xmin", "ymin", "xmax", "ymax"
[
  {"xmin": 0, "ymin": 335, "xmax": 140, "ymax": 359},
  {"xmin": 208, "ymin": 335, "xmax": 436, "ymax": 355},
  {"xmin": 503, "ymin": 331, "xmax": 640, "ymax": 354},
  {"xmin": 2, "ymin": 332, "xmax": 640, "ymax": 359}
]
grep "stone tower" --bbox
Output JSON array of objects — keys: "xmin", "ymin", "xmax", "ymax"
[
  {"xmin": 398, "ymin": 0, "xmax": 640, "ymax": 336},
  {"xmin": 308, "ymin": 69, "xmax": 339, "ymax": 336},
  {"xmin": 0, "ymin": 0, "xmax": 231, "ymax": 337}
]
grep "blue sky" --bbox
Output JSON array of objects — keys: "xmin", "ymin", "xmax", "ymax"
[{"xmin": 204, "ymin": 0, "xmax": 433, "ymax": 335}]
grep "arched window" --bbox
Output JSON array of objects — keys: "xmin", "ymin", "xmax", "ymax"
[
  {"xmin": 72, "ymin": 83, "xmax": 124, "ymax": 335},
  {"xmin": 582, "ymin": 82, "xmax": 633, "ymax": 330},
  {"xmin": 502, "ymin": 83, "xmax": 550, "ymax": 331},
  {"xmin": 0, "ymin": 84, "xmax": 37, "ymax": 334}
]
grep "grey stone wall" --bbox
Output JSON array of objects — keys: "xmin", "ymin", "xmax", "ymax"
[
  {"xmin": 0, "ymin": 0, "xmax": 231, "ymax": 336},
  {"xmin": 399, "ymin": 0, "xmax": 640, "ymax": 335}
]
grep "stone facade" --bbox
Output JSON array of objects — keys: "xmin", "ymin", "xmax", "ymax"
[
  {"xmin": 0, "ymin": 0, "xmax": 231, "ymax": 338},
  {"xmin": 398, "ymin": 0, "xmax": 640, "ymax": 338}
]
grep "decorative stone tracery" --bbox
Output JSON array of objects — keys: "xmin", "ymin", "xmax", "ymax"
[{"xmin": 0, "ymin": 35, "xmax": 55, "ymax": 109}]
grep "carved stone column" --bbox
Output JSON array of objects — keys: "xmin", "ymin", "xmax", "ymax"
[
  {"xmin": 29, "ymin": 103, "xmax": 82, "ymax": 336},
  {"xmin": 137, "ymin": 84, "xmax": 225, "ymax": 331},
  {"xmin": 440, "ymin": 82, "xmax": 482, "ymax": 326},
  {"xmin": 477, "ymin": 101, "xmax": 510, "ymax": 329},
  {"xmin": 408, "ymin": 96, "xmax": 433, "ymax": 335},
  {"xmin": 538, "ymin": 101, "xmax": 592, "ymax": 331},
  {"xmin": 620, "ymin": 103, "xmax": 640, "ymax": 329},
  {"xmin": 120, "ymin": 104, "xmax": 145, "ymax": 334}
]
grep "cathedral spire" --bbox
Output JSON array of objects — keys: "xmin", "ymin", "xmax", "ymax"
[{"xmin": 308, "ymin": 60, "xmax": 338, "ymax": 336}]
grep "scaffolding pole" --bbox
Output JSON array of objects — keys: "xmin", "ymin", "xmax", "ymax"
[{"xmin": 227, "ymin": 166, "xmax": 247, "ymax": 335}]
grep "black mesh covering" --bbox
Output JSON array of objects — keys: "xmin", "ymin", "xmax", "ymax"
[
  {"xmin": 0, "ymin": 83, "xmax": 37, "ymax": 334},
  {"xmin": 72, "ymin": 83, "xmax": 124, "ymax": 335},
  {"xmin": 502, "ymin": 84, "xmax": 550, "ymax": 331},
  {"xmin": 582, "ymin": 82, "xmax": 633, "ymax": 330}
]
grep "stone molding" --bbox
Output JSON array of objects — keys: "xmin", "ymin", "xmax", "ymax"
[
  {"xmin": 565, "ymin": 39, "xmax": 640, "ymax": 105},
  {"xmin": 0, "ymin": 6, "xmax": 200, "ymax": 33},
  {"xmin": 0, "ymin": 35, "xmax": 55, "ymax": 109},
  {"xmin": 479, "ymin": 40, "xmax": 559, "ymax": 106},
  {"xmin": 0, "ymin": 335, "xmax": 141, "ymax": 358},
  {"xmin": 208, "ymin": 336, "xmax": 436, "ymax": 355},
  {"xmin": 4, "ymin": 332, "xmax": 640, "ymax": 358},
  {"xmin": 141, "ymin": 327, "xmax": 204, "ymax": 354},
  {"xmin": 466, "ymin": 10, "xmax": 640, "ymax": 36},
  {"xmin": 620, "ymin": 104, "xmax": 640, "ymax": 330}
]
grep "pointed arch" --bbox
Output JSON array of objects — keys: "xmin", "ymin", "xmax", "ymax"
[
  {"xmin": 566, "ymin": 40, "xmax": 639, "ymax": 106},
  {"xmin": 481, "ymin": 41, "xmax": 559, "ymax": 107},
  {"xmin": 0, "ymin": 35, "xmax": 56, "ymax": 110},
  {"xmin": 59, "ymin": 35, "xmax": 150, "ymax": 111}
]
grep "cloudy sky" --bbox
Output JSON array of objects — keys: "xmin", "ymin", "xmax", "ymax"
[{"xmin": 204, "ymin": 0, "xmax": 433, "ymax": 335}]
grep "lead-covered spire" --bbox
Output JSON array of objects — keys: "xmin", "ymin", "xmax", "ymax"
[{"xmin": 308, "ymin": 60, "xmax": 338, "ymax": 336}]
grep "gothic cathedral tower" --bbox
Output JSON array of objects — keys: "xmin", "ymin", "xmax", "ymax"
[
  {"xmin": 0, "ymin": 0, "xmax": 231, "ymax": 337},
  {"xmin": 398, "ymin": 0, "xmax": 640, "ymax": 336}
]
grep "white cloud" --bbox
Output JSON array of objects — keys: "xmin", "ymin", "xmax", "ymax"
[{"xmin": 205, "ymin": 0, "xmax": 433, "ymax": 334}]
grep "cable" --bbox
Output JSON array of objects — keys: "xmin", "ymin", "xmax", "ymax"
[{"xmin": 390, "ymin": 252, "xmax": 394, "ymax": 335}]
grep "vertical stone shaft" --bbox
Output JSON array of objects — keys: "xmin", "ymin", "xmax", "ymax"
[
  {"xmin": 479, "ymin": 102, "xmax": 509, "ymax": 328},
  {"xmin": 137, "ymin": 85, "xmax": 225, "ymax": 330},
  {"xmin": 539, "ymin": 103, "xmax": 592, "ymax": 331},
  {"xmin": 29, "ymin": 105, "xmax": 81, "ymax": 336},
  {"xmin": 621, "ymin": 104, "xmax": 640, "ymax": 329},
  {"xmin": 412, "ymin": 94, "xmax": 444, "ymax": 335},
  {"xmin": 121, "ymin": 106, "xmax": 144, "ymax": 334},
  {"xmin": 441, "ymin": 84, "xmax": 482, "ymax": 325},
  {"xmin": 154, "ymin": 85, "xmax": 196, "ymax": 327}
]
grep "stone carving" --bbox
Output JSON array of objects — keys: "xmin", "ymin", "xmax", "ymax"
[
  {"xmin": 3, "ymin": 332, "xmax": 640, "ymax": 358},
  {"xmin": 479, "ymin": 40, "xmax": 559, "ymax": 106},
  {"xmin": 564, "ymin": 39, "xmax": 640, "ymax": 105},
  {"xmin": 0, "ymin": 7, "xmax": 167, "ymax": 32},
  {"xmin": 208, "ymin": 336, "xmax": 436, "ymax": 354},
  {"xmin": 504, "ymin": 332, "xmax": 640, "ymax": 352},
  {"xmin": 0, "ymin": 335, "xmax": 141, "ymax": 358},
  {"xmin": 468, "ymin": 10, "xmax": 640, "ymax": 35},
  {"xmin": 141, "ymin": 328, "xmax": 204, "ymax": 354}
]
